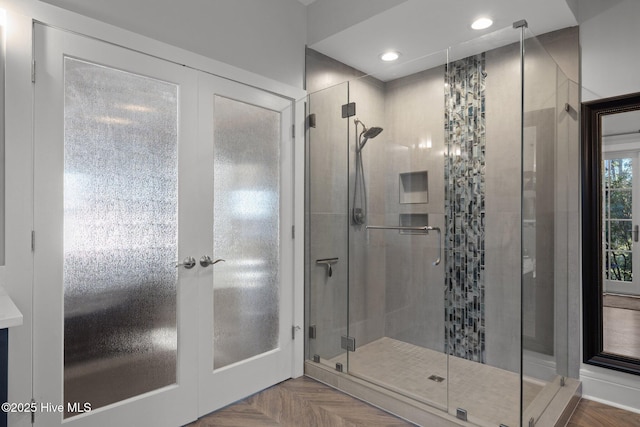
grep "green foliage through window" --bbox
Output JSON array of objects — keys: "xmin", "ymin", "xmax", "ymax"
[{"xmin": 604, "ymin": 158, "xmax": 633, "ymax": 282}]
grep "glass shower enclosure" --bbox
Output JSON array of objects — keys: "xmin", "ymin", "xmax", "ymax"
[{"xmin": 305, "ymin": 22, "xmax": 578, "ymax": 427}]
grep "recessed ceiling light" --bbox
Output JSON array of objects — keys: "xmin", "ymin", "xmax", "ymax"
[
  {"xmin": 380, "ymin": 51, "xmax": 401, "ymax": 62},
  {"xmin": 471, "ymin": 17, "xmax": 493, "ymax": 30}
]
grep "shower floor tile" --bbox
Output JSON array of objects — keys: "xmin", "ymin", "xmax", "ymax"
[{"xmin": 330, "ymin": 337, "xmax": 543, "ymax": 427}]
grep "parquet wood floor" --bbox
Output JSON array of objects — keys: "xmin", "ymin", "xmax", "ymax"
[
  {"xmin": 189, "ymin": 376, "xmax": 640, "ymax": 427},
  {"xmin": 567, "ymin": 399, "xmax": 640, "ymax": 427},
  {"xmin": 189, "ymin": 376, "xmax": 414, "ymax": 426}
]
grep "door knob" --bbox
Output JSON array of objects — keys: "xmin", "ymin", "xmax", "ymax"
[
  {"xmin": 200, "ymin": 255, "xmax": 225, "ymax": 267},
  {"xmin": 175, "ymin": 256, "xmax": 196, "ymax": 269}
]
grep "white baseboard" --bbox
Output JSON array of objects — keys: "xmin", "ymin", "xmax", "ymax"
[{"xmin": 580, "ymin": 365, "xmax": 640, "ymax": 414}]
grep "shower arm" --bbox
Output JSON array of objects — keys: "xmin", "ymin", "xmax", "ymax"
[{"xmin": 365, "ymin": 225, "xmax": 441, "ymax": 266}]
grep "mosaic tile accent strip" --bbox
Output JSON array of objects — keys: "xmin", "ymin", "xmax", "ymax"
[{"xmin": 444, "ymin": 53, "xmax": 486, "ymax": 363}]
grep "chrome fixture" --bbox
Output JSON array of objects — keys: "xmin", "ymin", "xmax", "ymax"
[
  {"xmin": 354, "ymin": 118, "xmax": 383, "ymax": 153},
  {"xmin": 366, "ymin": 225, "xmax": 442, "ymax": 265},
  {"xmin": 341, "ymin": 335, "xmax": 356, "ymax": 351},
  {"xmin": 352, "ymin": 118, "xmax": 383, "ymax": 225},
  {"xmin": 175, "ymin": 256, "xmax": 196, "ymax": 269},
  {"xmin": 292, "ymin": 325, "xmax": 301, "ymax": 339},
  {"xmin": 200, "ymin": 255, "xmax": 225, "ymax": 267},
  {"xmin": 316, "ymin": 257, "xmax": 339, "ymax": 277}
]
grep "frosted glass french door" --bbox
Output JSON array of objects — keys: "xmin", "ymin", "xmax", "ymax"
[
  {"xmin": 196, "ymin": 73, "xmax": 294, "ymax": 416},
  {"xmin": 33, "ymin": 24, "xmax": 295, "ymax": 426},
  {"xmin": 32, "ymin": 25, "xmax": 200, "ymax": 426}
]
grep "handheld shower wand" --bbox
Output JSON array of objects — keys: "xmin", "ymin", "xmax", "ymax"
[{"xmin": 352, "ymin": 118, "xmax": 383, "ymax": 225}]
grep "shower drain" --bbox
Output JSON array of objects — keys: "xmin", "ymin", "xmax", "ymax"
[{"xmin": 428, "ymin": 375, "xmax": 445, "ymax": 383}]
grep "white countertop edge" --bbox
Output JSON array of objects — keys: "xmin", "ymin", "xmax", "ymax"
[{"xmin": 0, "ymin": 285, "xmax": 24, "ymax": 329}]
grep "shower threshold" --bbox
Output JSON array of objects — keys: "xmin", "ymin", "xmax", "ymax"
[{"xmin": 306, "ymin": 337, "xmax": 580, "ymax": 427}]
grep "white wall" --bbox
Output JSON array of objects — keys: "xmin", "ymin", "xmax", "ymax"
[
  {"xmin": 580, "ymin": 0, "xmax": 640, "ymax": 101},
  {"xmin": 38, "ymin": 0, "xmax": 307, "ymax": 89},
  {"xmin": 578, "ymin": 0, "xmax": 640, "ymax": 412}
]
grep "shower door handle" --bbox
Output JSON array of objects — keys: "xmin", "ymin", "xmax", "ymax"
[
  {"xmin": 430, "ymin": 226, "xmax": 442, "ymax": 266},
  {"xmin": 200, "ymin": 255, "xmax": 225, "ymax": 267}
]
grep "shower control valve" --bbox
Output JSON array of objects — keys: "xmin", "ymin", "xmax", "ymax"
[{"xmin": 352, "ymin": 208, "xmax": 365, "ymax": 225}]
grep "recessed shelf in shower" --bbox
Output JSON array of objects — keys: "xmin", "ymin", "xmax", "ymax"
[
  {"xmin": 399, "ymin": 213, "xmax": 429, "ymax": 235},
  {"xmin": 399, "ymin": 170, "xmax": 428, "ymax": 204}
]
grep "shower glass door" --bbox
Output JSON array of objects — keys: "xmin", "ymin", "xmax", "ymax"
[
  {"xmin": 345, "ymin": 52, "xmax": 449, "ymax": 411},
  {"xmin": 306, "ymin": 82, "xmax": 350, "ymax": 370}
]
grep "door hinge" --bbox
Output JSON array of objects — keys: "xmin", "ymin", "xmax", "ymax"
[
  {"xmin": 307, "ymin": 113, "xmax": 316, "ymax": 128},
  {"xmin": 291, "ymin": 225, "xmax": 295, "ymax": 239},
  {"xmin": 32, "ymin": 60, "xmax": 36, "ymax": 83},
  {"xmin": 341, "ymin": 335, "xmax": 356, "ymax": 352},
  {"xmin": 291, "ymin": 124, "xmax": 295, "ymax": 139},
  {"xmin": 341, "ymin": 102, "xmax": 356, "ymax": 118},
  {"xmin": 456, "ymin": 408, "xmax": 468, "ymax": 421},
  {"xmin": 292, "ymin": 325, "xmax": 300, "ymax": 340},
  {"xmin": 31, "ymin": 230, "xmax": 35, "ymax": 251}
]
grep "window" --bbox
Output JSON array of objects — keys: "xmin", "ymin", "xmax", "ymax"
[{"xmin": 603, "ymin": 157, "xmax": 633, "ymax": 282}]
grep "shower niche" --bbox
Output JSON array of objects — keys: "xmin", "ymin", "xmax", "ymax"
[{"xmin": 399, "ymin": 170, "xmax": 428, "ymax": 204}]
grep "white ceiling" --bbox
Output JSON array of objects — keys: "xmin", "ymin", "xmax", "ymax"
[
  {"xmin": 603, "ymin": 110, "xmax": 640, "ymax": 147},
  {"xmin": 306, "ymin": 0, "xmax": 579, "ymax": 81}
]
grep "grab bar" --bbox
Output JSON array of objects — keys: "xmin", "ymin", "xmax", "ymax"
[{"xmin": 365, "ymin": 225, "xmax": 441, "ymax": 266}]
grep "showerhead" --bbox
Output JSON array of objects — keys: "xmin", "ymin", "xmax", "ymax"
[
  {"xmin": 354, "ymin": 118, "xmax": 383, "ymax": 152},
  {"xmin": 358, "ymin": 126, "xmax": 383, "ymax": 152},
  {"xmin": 362, "ymin": 126, "xmax": 383, "ymax": 139}
]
